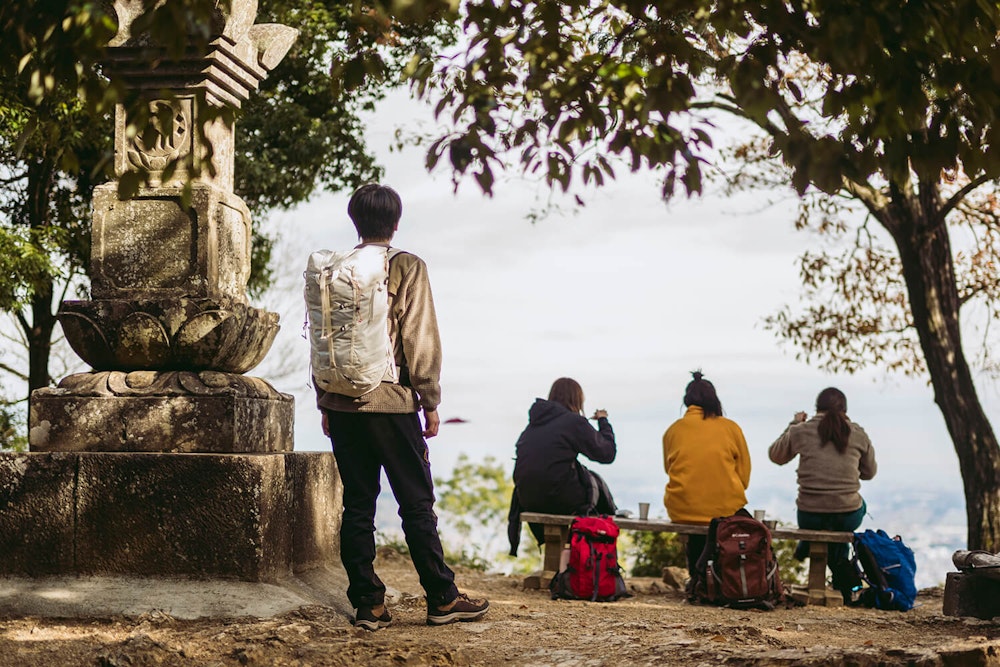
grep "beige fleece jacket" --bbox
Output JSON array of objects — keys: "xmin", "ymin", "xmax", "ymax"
[
  {"xmin": 768, "ymin": 413, "xmax": 877, "ymax": 513},
  {"xmin": 315, "ymin": 247, "xmax": 442, "ymax": 414}
]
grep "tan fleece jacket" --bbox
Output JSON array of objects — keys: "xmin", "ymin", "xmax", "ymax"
[
  {"xmin": 768, "ymin": 413, "xmax": 877, "ymax": 513},
  {"xmin": 662, "ymin": 406, "xmax": 752, "ymax": 524},
  {"xmin": 315, "ymin": 247, "xmax": 442, "ymax": 414}
]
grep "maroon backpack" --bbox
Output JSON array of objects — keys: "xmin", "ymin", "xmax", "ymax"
[
  {"xmin": 690, "ymin": 509, "xmax": 784, "ymax": 609},
  {"xmin": 550, "ymin": 515, "xmax": 630, "ymax": 602}
]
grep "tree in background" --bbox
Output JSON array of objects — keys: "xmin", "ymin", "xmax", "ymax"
[
  {"xmin": 0, "ymin": 51, "xmax": 110, "ymax": 436},
  {"xmin": 627, "ymin": 532, "xmax": 687, "ymax": 577},
  {"xmin": 406, "ymin": 0, "xmax": 1000, "ymax": 551},
  {"xmin": 0, "ymin": 0, "xmax": 455, "ymax": 448},
  {"xmin": 709, "ymin": 2, "xmax": 1000, "ymax": 551},
  {"xmin": 434, "ymin": 453, "xmax": 535, "ymax": 572}
]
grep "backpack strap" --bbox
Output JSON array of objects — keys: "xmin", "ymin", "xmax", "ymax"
[
  {"xmin": 588, "ymin": 536, "xmax": 601, "ymax": 602},
  {"xmin": 318, "ymin": 264, "xmax": 340, "ymax": 369},
  {"xmin": 385, "ymin": 247, "xmax": 410, "ymax": 297},
  {"xmin": 696, "ymin": 517, "xmax": 722, "ymax": 572}
]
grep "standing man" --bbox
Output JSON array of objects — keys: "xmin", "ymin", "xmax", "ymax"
[{"xmin": 317, "ymin": 183, "xmax": 489, "ymax": 631}]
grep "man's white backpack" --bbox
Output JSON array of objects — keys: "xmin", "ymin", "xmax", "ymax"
[{"xmin": 304, "ymin": 245, "xmax": 402, "ymax": 397}]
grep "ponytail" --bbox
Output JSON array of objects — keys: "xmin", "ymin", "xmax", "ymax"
[{"xmin": 816, "ymin": 387, "xmax": 850, "ymax": 454}]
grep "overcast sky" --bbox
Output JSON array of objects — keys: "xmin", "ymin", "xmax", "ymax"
[{"xmin": 258, "ymin": 90, "xmax": 987, "ymax": 524}]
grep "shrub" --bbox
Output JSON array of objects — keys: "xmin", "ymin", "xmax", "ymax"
[
  {"xmin": 773, "ymin": 537, "xmax": 808, "ymax": 587},
  {"xmin": 626, "ymin": 531, "xmax": 687, "ymax": 577}
]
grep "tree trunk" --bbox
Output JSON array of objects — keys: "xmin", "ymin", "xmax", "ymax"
[
  {"xmin": 885, "ymin": 193, "xmax": 1000, "ymax": 552},
  {"xmin": 26, "ymin": 282, "xmax": 56, "ymax": 395},
  {"xmin": 24, "ymin": 158, "xmax": 57, "ymax": 401}
]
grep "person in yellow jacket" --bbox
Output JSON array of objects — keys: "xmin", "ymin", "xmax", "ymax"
[{"xmin": 662, "ymin": 371, "xmax": 752, "ymax": 575}]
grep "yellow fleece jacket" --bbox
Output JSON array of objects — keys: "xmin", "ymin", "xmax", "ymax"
[{"xmin": 662, "ymin": 405, "xmax": 751, "ymax": 524}]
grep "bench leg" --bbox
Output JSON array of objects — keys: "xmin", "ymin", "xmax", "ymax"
[
  {"xmin": 521, "ymin": 524, "xmax": 569, "ymax": 590},
  {"xmin": 804, "ymin": 542, "xmax": 843, "ymax": 607},
  {"xmin": 541, "ymin": 524, "xmax": 569, "ymax": 588},
  {"xmin": 806, "ymin": 542, "xmax": 827, "ymax": 604}
]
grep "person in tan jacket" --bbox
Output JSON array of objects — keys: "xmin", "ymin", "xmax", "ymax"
[
  {"xmin": 662, "ymin": 371, "xmax": 751, "ymax": 575},
  {"xmin": 316, "ymin": 184, "xmax": 488, "ymax": 630},
  {"xmin": 769, "ymin": 386, "xmax": 877, "ymax": 603}
]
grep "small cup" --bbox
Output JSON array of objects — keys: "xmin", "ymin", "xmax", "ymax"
[
  {"xmin": 753, "ymin": 509, "xmax": 766, "ymax": 521},
  {"xmin": 638, "ymin": 502, "xmax": 650, "ymax": 520}
]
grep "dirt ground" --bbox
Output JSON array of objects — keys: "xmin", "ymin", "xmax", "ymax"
[{"xmin": 1, "ymin": 548, "xmax": 998, "ymax": 667}]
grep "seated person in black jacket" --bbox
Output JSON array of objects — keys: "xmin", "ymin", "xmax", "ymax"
[{"xmin": 507, "ymin": 377, "xmax": 618, "ymax": 556}]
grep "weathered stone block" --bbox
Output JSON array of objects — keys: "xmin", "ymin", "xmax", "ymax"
[
  {"xmin": 74, "ymin": 453, "xmax": 291, "ymax": 580},
  {"xmin": 90, "ymin": 184, "xmax": 252, "ymax": 302},
  {"xmin": 0, "ymin": 453, "xmax": 77, "ymax": 575},
  {"xmin": 943, "ymin": 571, "xmax": 1000, "ymax": 619},
  {"xmin": 0, "ymin": 452, "xmax": 340, "ymax": 582},
  {"xmin": 30, "ymin": 371, "xmax": 292, "ymax": 453},
  {"xmin": 285, "ymin": 452, "xmax": 341, "ymax": 570}
]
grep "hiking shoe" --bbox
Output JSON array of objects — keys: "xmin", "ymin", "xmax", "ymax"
[
  {"xmin": 353, "ymin": 606, "xmax": 392, "ymax": 631},
  {"xmin": 426, "ymin": 593, "xmax": 489, "ymax": 626}
]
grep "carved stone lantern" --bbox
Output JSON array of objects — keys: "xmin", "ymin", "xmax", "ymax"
[
  {"xmin": 0, "ymin": 2, "xmax": 345, "ymax": 608},
  {"xmin": 30, "ymin": 0, "xmax": 299, "ymax": 453}
]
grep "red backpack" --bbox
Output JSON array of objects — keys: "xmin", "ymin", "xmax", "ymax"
[
  {"xmin": 690, "ymin": 509, "xmax": 784, "ymax": 609},
  {"xmin": 550, "ymin": 516, "xmax": 630, "ymax": 602}
]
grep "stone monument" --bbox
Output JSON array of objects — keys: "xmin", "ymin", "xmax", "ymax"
[{"xmin": 0, "ymin": 0, "xmax": 348, "ymax": 618}]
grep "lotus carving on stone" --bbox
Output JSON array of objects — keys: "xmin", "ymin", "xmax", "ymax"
[{"xmin": 59, "ymin": 297, "xmax": 278, "ymax": 373}]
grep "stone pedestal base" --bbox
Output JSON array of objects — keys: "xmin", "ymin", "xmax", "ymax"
[
  {"xmin": 0, "ymin": 569, "xmax": 352, "ymax": 620},
  {"xmin": 29, "ymin": 371, "xmax": 293, "ymax": 453},
  {"xmin": 0, "ymin": 451, "xmax": 339, "ymax": 581},
  {"xmin": 943, "ymin": 571, "xmax": 1000, "ymax": 619}
]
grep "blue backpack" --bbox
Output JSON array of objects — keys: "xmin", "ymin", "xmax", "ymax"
[{"xmin": 851, "ymin": 529, "xmax": 917, "ymax": 611}]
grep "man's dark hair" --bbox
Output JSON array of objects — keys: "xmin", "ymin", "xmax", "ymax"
[
  {"xmin": 348, "ymin": 183, "xmax": 402, "ymax": 240},
  {"xmin": 683, "ymin": 370, "xmax": 723, "ymax": 418}
]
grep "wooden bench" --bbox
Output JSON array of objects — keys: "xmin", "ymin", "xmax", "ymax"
[{"xmin": 520, "ymin": 511, "xmax": 854, "ymax": 606}]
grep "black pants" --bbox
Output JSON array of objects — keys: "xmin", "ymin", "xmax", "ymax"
[
  {"xmin": 686, "ymin": 534, "xmax": 707, "ymax": 576},
  {"xmin": 324, "ymin": 410, "xmax": 459, "ymax": 609}
]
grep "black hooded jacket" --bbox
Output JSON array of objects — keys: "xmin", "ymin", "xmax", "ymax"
[{"xmin": 507, "ymin": 399, "xmax": 617, "ymax": 553}]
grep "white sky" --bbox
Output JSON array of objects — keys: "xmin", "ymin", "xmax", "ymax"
[{"xmin": 258, "ymin": 90, "xmax": 982, "ymax": 524}]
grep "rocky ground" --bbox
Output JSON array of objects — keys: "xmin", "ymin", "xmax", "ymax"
[{"xmin": 1, "ymin": 548, "xmax": 998, "ymax": 666}]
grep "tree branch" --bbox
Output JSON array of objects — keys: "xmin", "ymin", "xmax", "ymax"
[
  {"xmin": 0, "ymin": 362, "xmax": 28, "ymax": 382},
  {"xmin": 14, "ymin": 308, "xmax": 30, "ymax": 335},
  {"xmin": 940, "ymin": 174, "xmax": 992, "ymax": 222},
  {"xmin": 842, "ymin": 177, "xmax": 888, "ymax": 214},
  {"xmin": 57, "ymin": 268, "xmax": 77, "ymax": 303},
  {"xmin": 691, "ymin": 96, "xmax": 787, "ymax": 138},
  {"xmin": 0, "ymin": 395, "xmax": 28, "ymax": 408}
]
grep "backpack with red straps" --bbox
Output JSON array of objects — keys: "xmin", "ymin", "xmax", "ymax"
[
  {"xmin": 550, "ymin": 515, "xmax": 630, "ymax": 602},
  {"xmin": 689, "ymin": 509, "xmax": 784, "ymax": 610}
]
